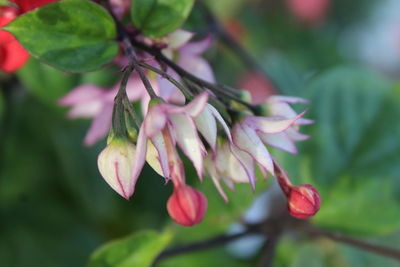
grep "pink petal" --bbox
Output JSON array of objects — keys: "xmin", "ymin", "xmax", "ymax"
[
  {"xmin": 268, "ymin": 95, "xmax": 309, "ymax": 104},
  {"xmin": 157, "ymin": 70, "xmax": 185, "ymax": 104},
  {"xmin": 59, "ymin": 84, "xmax": 104, "ymax": 106},
  {"xmin": 258, "ymin": 132, "xmax": 298, "ymax": 154},
  {"xmin": 130, "ymin": 127, "xmax": 148, "ymax": 193},
  {"xmin": 204, "ymin": 155, "xmax": 228, "ymax": 202},
  {"xmin": 126, "ymin": 75, "xmax": 149, "ymax": 101},
  {"xmin": 67, "ymin": 100, "xmax": 103, "ymax": 119},
  {"xmin": 178, "ymin": 55, "xmax": 215, "ymax": 83},
  {"xmin": 286, "ymin": 127, "xmax": 310, "ymax": 141},
  {"xmin": 163, "ymin": 91, "xmax": 209, "ymax": 116},
  {"xmin": 144, "ymin": 105, "xmax": 168, "ymax": 137},
  {"xmin": 169, "ymin": 114, "xmax": 206, "ymax": 180},
  {"xmin": 84, "ymin": 103, "xmax": 113, "ymax": 146},
  {"xmin": 150, "ymin": 133, "xmax": 170, "ymax": 179},
  {"xmin": 244, "ymin": 111, "xmax": 306, "ymax": 134},
  {"xmin": 232, "ymin": 123, "xmax": 274, "ymax": 175},
  {"xmin": 229, "ymin": 144, "xmax": 256, "ymax": 188},
  {"xmin": 180, "ymin": 34, "xmax": 213, "ymax": 55}
]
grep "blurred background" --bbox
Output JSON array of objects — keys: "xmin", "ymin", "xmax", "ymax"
[{"xmin": 1, "ymin": 0, "xmax": 400, "ymax": 266}]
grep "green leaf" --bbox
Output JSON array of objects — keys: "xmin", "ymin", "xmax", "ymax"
[
  {"xmin": 17, "ymin": 58, "xmax": 80, "ymax": 106},
  {"xmin": 5, "ymin": 0, "xmax": 118, "ymax": 73},
  {"xmin": 88, "ymin": 230, "xmax": 174, "ymax": 267},
  {"xmin": 131, "ymin": 0, "xmax": 194, "ymax": 38},
  {"xmin": 289, "ymin": 66, "xmax": 400, "ymax": 235}
]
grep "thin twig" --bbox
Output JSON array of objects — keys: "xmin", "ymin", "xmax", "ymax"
[
  {"xmin": 154, "ymin": 223, "xmax": 263, "ymax": 264},
  {"xmin": 300, "ymin": 223, "xmax": 400, "ymax": 261},
  {"xmin": 129, "ymin": 38, "xmax": 260, "ymax": 113},
  {"xmin": 138, "ymin": 62, "xmax": 193, "ymax": 99}
]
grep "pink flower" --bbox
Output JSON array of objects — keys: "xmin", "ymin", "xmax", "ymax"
[
  {"xmin": 232, "ymin": 111, "xmax": 306, "ymax": 175},
  {"xmin": 167, "ymin": 185, "xmax": 207, "ymax": 226},
  {"xmin": 286, "ymin": 0, "xmax": 330, "ymax": 25},
  {"xmin": 130, "ymin": 92, "xmax": 209, "ymax": 195},
  {"xmin": 59, "ymin": 75, "xmax": 149, "ymax": 146},
  {"xmin": 204, "ymin": 141, "xmax": 255, "ymax": 202}
]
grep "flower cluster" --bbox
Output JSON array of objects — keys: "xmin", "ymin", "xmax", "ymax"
[
  {"xmin": 60, "ymin": 29, "xmax": 320, "ymax": 226},
  {"xmin": 0, "ymin": 0, "xmax": 58, "ymax": 72}
]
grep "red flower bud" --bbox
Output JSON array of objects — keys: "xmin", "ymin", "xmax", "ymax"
[
  {"xmin": 12, "ymin": 0, "xmax": 59, "ymax": 14},
  {"xmin": 288, "ymin": 184, "xmax": 320, "ymax": 219},
  {"xmin": 167, "ymin": 185, "xmax": 207, "ymax": 227}
]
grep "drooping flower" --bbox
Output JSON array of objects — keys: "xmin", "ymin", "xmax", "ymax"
[
  {"xmin": 131, "ymin": 92, "xmax": 209, "ymax": 191},
  {"xmin": 232, "ymin": 111, "xmax": 306, "ymax": 175}
]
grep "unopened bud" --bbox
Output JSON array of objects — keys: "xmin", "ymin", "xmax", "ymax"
[
  {"xmin": 288, "ymin": 184, "xmax": 320, "ymax": 219},
  {"xmin": 167, "ymin": 185, "xmax": 207, "ymax": 226},
  {"xmin": 97, "ymin": 138, "xmax": 136, "ymax": 200}
]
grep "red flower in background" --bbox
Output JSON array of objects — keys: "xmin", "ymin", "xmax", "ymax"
[
  {"xmin": 286, "ymin": 0, "xmax": 330, "ymax": 25},
  {"xmin": 0, "ymin": 0, "xmax": 58, "ymax": 72}
]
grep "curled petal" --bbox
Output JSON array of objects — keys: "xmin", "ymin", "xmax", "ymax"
[
  {"xmin": 208, "ymin": 104, "xmax": 232, "ymax": 141},
  {"xmin": 232, "ymin": 123, "xmax": 274, "ymax": 175},
  {"xmin": 130, "ymin": 128, "xmax": 148, "ymax": 193},
  {"xmin": 144, "ymin": 105, "xmax": 168, "ymax": 137},
  {"xmin": 268, "ymin": 95, "xmax": 309, "ymax": 105},
  {"xmin": 258, "ymin": 132, "xmax": 298, "ymax": 154},
  {"xmin": 149, "ymin": 133, "xmax": 170, "ymax": 179},
  {"xmin": 286, "ymin": 127, "xmax": 310, "ymax": 141},
  {"xmin": 169, "ymin": 114, "xmax": 206, "ymax": 180},
  {"xmin": 178, "ymin": 55, "xmax": 215, "ymax": 83},
  {"xmin": 194, "ymin": 106, "xmax": 217, "ymax": 150},
  {"xmin": 204, "ymin": 155, "xmax": 228, "ymax": 202},
  {"xmin": 229, "ymin": 144, "xmax": 256, "ymax": 187},
  {"xmin": 244, "ymin": 111, "xmax": 306, "ymax": 134},
  {"xmin": 163, "ymin": 91, "xmax": 209, "ymax": 116}
]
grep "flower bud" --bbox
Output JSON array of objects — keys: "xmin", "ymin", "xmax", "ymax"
[
  {"xmin": 97, "ymin": 138, "xmax": 136, "ymax": 200},
  {"xmin": 167, "ymin": 185, "xmax": 207, "ymax": 226},
  {"xmin": 287, "ymin": 184, "xmax": 320, "ymax": 219}
]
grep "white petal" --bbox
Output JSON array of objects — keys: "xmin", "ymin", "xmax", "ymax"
[
  {"xmin": 169, "ymin": 114, "xmax": 206, "ymax": 179},
  {"xmin": 258, "ymin": 132, "xmax": 298, "ymax": 154},
  {"xmin": 208, "ymin": 104, "xmax": 232, "ymax": 141},
  {"xmin": 229, "ymin": 144, "xmax": 256, "ymax": 186},
  {"xmin": 204, "ymin": 155, "xmax": 228, "ymax": 202},
  {"xmin": 194, "ymin": 107, "xmax": 217, "ymax": 150},
  {"xmin": 130, "ymin": 128, "xmax": 148, "ymax": 193},
  {"xmin": 166, "ymin": 29, "xmax": 194, "ymax": 49},
  {"xmin": 146, "ymin": 133, "xmax": 170, "ymax": 179},
  {"xmin": 232, "ymin": 123, "xmax": 274, "ymax": 175},
  {"xmin": 244, "ymin": 111, "xmax": 306, "ymax": 134}
]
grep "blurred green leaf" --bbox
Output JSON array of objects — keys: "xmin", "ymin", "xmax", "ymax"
[
  {"xmin": 291, "ymin": 66, "xmax": 400, "ymax": 235},
  {"xmin": 89, "ymin": 230, "xmax": 173, "ymax": 267},
  {"xmin": 5, "ymin": 0, "xmax": 118, "ymax": 72},
  {"xmin": 17, "ymin": 58, "xmax": 80, "ymax": 106},
  {"xmin": 303, "ymin": 66, "xmax": 392, "ymax": 186},
  {"xmin": 131, "ymin": 0, "xmax": 194, "ymax": 38}
]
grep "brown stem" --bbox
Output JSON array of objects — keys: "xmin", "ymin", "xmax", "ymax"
[
  {"xmin": 299, "ymin": 222, "xmax": 400, "ymax": 261},
  {"xmin": 153, "ymin": 223, "xmax": 263, "ymax": 264}
]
